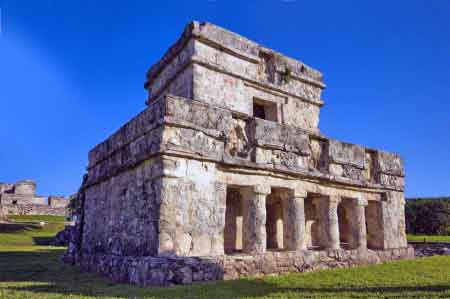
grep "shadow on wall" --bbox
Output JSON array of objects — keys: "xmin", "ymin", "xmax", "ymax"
[{"xmin": 1, "ymin": 249, "xmax": 450, "ymax": 298}]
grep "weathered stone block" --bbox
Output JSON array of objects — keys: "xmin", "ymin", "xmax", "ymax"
[
  {"xmin": 376, "ymin": 151, "xmax": 404, "ymax": 177},
  {"xmin": 328, "ymin": 140, "xmax": 365, "ymax": 169}
]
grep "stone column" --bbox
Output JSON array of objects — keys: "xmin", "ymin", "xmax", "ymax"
[
  {"xmin": 319, "ymin": 195, "xmax": 341, "ymax": 250},
  {"xmin": 242, "ymin": 185, "xmax": 270, "ymax": 254},
  {"xmin": 283, "ymin": 188, "xmax": 307, "ymax": 251},
  {"xmin": 353, "ymin": 197, "xmax": 368, "ymax": 250}
]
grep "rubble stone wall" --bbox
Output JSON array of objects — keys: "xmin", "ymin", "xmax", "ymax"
[
  {"xmin": 0, "ymin": 194, "xmax": 47, "ymax": 205},
  {"xmin": 82, "ymin": 158, "xmax": 163, "ymax": 257},
  {"xmin": 2, "ymin": 204, "xmax": 66, "ymax": 216},
  {"xmin": 76, "ymin": 247, "xmax": 414, "ymax": 287},
  {"xmin": 48, "ymin": 196, "xmax": 68, "ymax": 208}
]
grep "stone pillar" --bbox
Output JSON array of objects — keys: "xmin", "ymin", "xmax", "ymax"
[
  {"xmin": 381, "ymin": 191, "xmax": 408, "ymax": 249},
  {"xmin": 283, "ymin": 188, "xmax": 307, "ymax": 251},
  {"xmin": 397, "ymin": 196, "xmax": 408, "ymax": 248},
  {"xmin": 242, "ymin": 185, "xmax": 270, "ymax": 254},
  {"xmin": 353, "ymin": 197, "xmax": 368, "ymax": 250},
  {"xmin": 319, "ymin": 195, "xmax": 341, "ymax": 250}
]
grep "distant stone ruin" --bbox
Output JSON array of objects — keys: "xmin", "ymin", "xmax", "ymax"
[
  {"xmin": 0, "ymin": 205, "xmax": 6, "ymax": 222},
  {"xmin": 64, "ymin": 21, "xmax": 413, "ymax": 286},
  {"xmin": 0, "ymin": 180, "xmax": 68, "ymax": 216}
]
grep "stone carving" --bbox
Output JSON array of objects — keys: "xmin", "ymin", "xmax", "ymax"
[
  {"xmin": 65, "ymin": 21, "xmax": 410, "ymax": 286},
  {"xmin": 225, "ymin": 118, "xmax": 252, "ymax": 160}
]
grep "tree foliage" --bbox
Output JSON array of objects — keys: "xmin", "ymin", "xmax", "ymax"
[{"xmin": 405, "ymin": 197, "xmax": 450, "ymax": 235}]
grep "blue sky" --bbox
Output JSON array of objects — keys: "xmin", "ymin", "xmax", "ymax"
[{"xmin": 0, "ymin": 0, "xmax": 449, "ymax": 197}]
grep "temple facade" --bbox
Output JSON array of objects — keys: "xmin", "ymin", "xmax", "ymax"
[{"xmin": 65, "ymin": 22, "xmax": 413, "ymax": 286}]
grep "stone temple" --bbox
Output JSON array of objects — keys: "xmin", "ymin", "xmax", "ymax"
[
  {"xmin": 0, "ymin": 180, "xmax": 68, "ymax": 216},
  {"xmin": 65, "ymin": 21, "xmax": 413, "ymax": 286}
]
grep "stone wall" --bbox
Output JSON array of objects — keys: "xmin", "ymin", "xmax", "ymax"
[
  {"xmin": 82, "ymin": 158, "xmax": 163, "ymax": 257},
  {"xmin": 0, "ymin": 183, "xmax": 14, "ymax": 194},
  {"xmin": 13, "ymin": 180, "xmax": 36, "ymax": 195},
  {"xmin": 158, "ymin": 161, "xmax": 226, "ymax": 257},
  {"xmin": 72, "ymin": 247, "xmax": 414, "ymax": 287},
  {"xmin": 0, "ymin": 193, "xmax": 47, "ymax": 206},
  {"xmin": 411, "ymin": 242, "xmax": 450, "ymax": 257},
  {"xmin": 2, "ymin": 204, "xmax": 66, "ymax": 216},
  {"xmin": 48, "ymin": 196, "xmax": 68, "ymax": 208}
]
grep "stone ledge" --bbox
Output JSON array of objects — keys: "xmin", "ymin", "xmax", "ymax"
[{"xmin": 67, "ymin": 247, "xmax": 414, "ymax": 287}]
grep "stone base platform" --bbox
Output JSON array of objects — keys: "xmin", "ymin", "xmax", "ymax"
[{"xmin": 71, "ymin": 247, "xmax": 414, "ymax": 287}]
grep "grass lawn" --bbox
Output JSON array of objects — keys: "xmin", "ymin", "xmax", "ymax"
[
  {"xmin": 6, "ymin": 215, "xmax": 67, "ymax": 223},
  {"xmin": 0, "ymin": 215, "xmax": 66, "ymax": 247},
  {"xmin": 407, "ymin": 234, "xmax": 450, "ymax": 243},
  {"xmin": 1, "ymin": 216, "xmax": 450, "ymax": 299}
]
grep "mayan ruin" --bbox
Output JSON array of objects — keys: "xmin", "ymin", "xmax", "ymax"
[
  {"xmin": 64, "ymin": 21, "xmax": 413, "ymax": 286},
  {"xmin": 0, "ymin": 180, "xmax": 68, "ymax": 216}
]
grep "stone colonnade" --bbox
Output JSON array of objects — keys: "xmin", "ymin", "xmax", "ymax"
[{"xmin": 235, "ymin": 185, "xmax": 371, "ymax": 254}]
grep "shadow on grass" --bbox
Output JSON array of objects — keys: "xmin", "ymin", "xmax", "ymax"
[
  {"xmin": 0, "ymin": 222, "xmax": 41, "ymax": 233},
  {"xmin": 1, "ymin": 249, "xmax": 450, "ymax": 299},
  {"xmin": 32, "ymin": 236, "xmax": 55, "ymax": 245}
]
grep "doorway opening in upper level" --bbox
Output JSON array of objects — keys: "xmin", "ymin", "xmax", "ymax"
[{"xmin": 253, "ymin": 98, "xmax": 278, "ymax": 122}]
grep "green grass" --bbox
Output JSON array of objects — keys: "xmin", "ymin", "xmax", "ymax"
[
  {"xmin": 1, "ymin": 216, "xmax": 450, "ymax": 298},
  {"xmin": 0, "ymin": 215, "xmax": 66, "ymax": 247},
  {"xmin": 6, "ymin": 215, "xmax": 67, "ymax": 223},
  {"xmin": 408, "ymin": 234, "xmax": 450, "ymax": 243},
  {"xmin": 1, "ymin": 249, "xmax": 450, "ymax": 299}
]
